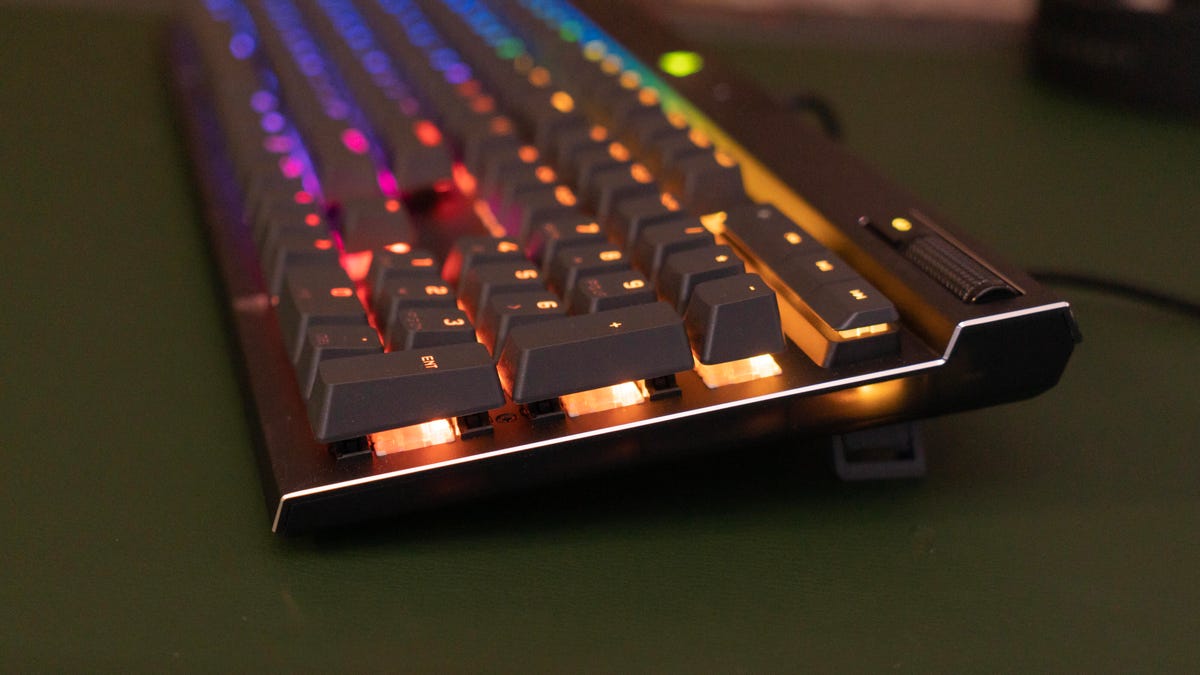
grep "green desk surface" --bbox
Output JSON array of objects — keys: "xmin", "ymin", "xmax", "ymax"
[{"xmin": 2, "ymin": 6, "xmax": 1198, "ymax": 671}]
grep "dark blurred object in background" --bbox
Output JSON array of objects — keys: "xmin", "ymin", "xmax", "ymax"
[{"xmin": 1032, "ymin": 0, "xmax": 1200, "ymax": 115}]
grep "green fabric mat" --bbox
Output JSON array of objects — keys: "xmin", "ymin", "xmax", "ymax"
[{"xmin": 2, "ymin": 7, "xmax": 1197, "ymax": 671}]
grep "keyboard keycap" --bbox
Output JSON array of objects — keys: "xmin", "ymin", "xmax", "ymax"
[
  {"xmin": 458, "ymin": 260, "xmax": 544, "ymax": 319},
  {"xmin": 683, "ymin": 274, "xmax": 784, "ymax": 364},
  {"xmin": 442, "ymin": 236, "xmax": 524, "ymax": 288},
  {"xmin": 295, "ymin": 324, "xmax": 382, "ymax": 399},
  {"xmin": 375, "ymin": 276, "xmax": 457, "ymax": 328},
  {"xmin": 658, "ymin": 245, "xmax": 745, "ymax": 313},
  {"xmin": 525, "ymin": 218, "xmax": 606, "ymax": 271},
  {"xmin": 804, "ymin": 280, "xmax": 899, "ymax": 331},
  {"xmin": 477, "ymin": 290, "xmax": 567, "ymax": 356},
  {"xmin": 632, "ymin": 217, "xmax": 714, "ymax": 281},
  {"xmin": 364, "ymin": 247, "xmax": 441, "ymax": 301},
  {"xmin": 385, "ymin": 307, "xmax": 478, "ymax": 351},
  {"xmin": 546, "ymin": 242, "xmax": 631, "ymax": 297},
  {"xmin": 276, "ymin": 265, "xmax": 369, "ymax": 363},
  {"xmin": 567, "ymin": 269, "xmax": 657, "ymax": 314},
  {"xmin": 308, "ymin": 342, "xmax": 505, "ymax": 442},
  {"xmin": 333, "ymin": 197, "xmax": 415, "ymax": 253},
  {"xmin": 496, "ymin": 302, "xmax": 693, "ymax": 403},
  {"xmin": 721, "ymin": 203, "xmax": 820, "ymax": 270},
  {"xmin": 264, "ymin": 232, "xmax": 340, "ymax": 296}
]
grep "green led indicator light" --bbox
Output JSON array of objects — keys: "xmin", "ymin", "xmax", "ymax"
[{"xmin": 658, "ymin": 50, "xmax": 704, "ymax": 78}]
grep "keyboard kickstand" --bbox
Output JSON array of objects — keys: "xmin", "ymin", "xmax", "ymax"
[{"xmin": 830, "ymin": 422, "xmax": 927, "ymax": 481}]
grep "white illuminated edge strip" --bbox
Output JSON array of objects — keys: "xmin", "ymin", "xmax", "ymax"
[
  {"xmin": 940, "ymin": 301, "xmax": 1071, "ymax": 360},
  {"xmin": 273, "ymin": 301, "xmax": 1072, "ymax": 531}
]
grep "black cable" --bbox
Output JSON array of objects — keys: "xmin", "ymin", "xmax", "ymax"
[
  {"xmin": 1029, "ymin": 269, "xmax": 1200, "ymax": 320},
  {"xmin": 783, "ymin": 94, "xmax": 1198, "ymax": 322}
]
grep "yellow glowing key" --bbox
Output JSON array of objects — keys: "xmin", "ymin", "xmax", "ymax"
[
  {"xmin": 370, "ymin": 419, "xmax": 457, "ymax": 455},
  {"xmin": 694, "ymin": 354, "xmax": 781, "ymax": 389},
  {"xmin": 560, "ymin": 381, "xmax": 647, "ymax": 417}
]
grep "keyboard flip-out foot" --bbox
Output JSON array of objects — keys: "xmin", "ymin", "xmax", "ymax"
[{"xmin": 830, "ymin": 422, "xmax": 926, "ymax": 481}]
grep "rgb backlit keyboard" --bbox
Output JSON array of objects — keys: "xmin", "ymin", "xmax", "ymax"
[{"xmin": 168, "ymin": 0, "xmax": 1079, "ymax": 532}]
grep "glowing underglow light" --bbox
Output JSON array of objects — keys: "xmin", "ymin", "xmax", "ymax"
[
  {"xmin": 294, "ymin": 191, "xmax": 314, "ymax": 204},
  {"xmin": 414, "ymin": 120, "xmax": 443, "ymax": 147},
  {"xmin": 699, "ymin": 210, "xmax": 728, "ymax": 234},
  {"xmin": 559, "ymin": 20, "xmax": 582, "ymax": 42},
  {"xmin": 386, "ymin": 242, "xmax": 412, "ymax": 254},
  {"xmin": 385, "ymin": 199, "xmax": 401, "ymax": 213},
  {"xmin": 490, "ymin": 116, "xmax": 513, "ymax": 135},
  {"xmin": 472, "ymin": 199, "xmax": 507, "ymax": 238},
  {"xmin": 496, "ymin": 36, "xmax": 524, "ymax": 59},
  {"xmin": 340, "ymin": 250, "xmax": 373, "ymax": 282},
  {"xmin": 375, "ymin": 168, "xmax": 399, "ymax": 197},
  {"xmin": 528, "ymin": 67, "xmax": 551, "ymax": 88},
  {"xmin": 583, "ymin": 40, "xmax": 606, "ymax": 62},
  {"xmin": 694, "ymin": 354, "xmax": 781, "ymax": 388},
  {"xmin": 554, "ymin": 185, "xmax": 577, "ymax": 206},
  {"xmin": 279, "ymin": 156, "xmax": 304, "ymax": 178},
  {"xmin": 260, "ymin": 112, "xmax": 285, "ymax": 133},
  {"xmin": 891, "ymin": 217, "xmax": 913, "ymax": 232},
  {"xmin": 658, "ymin": 50, "xmax": 704, "ymax": 78},
  {"xmin": 250, "ymin": 90, "xmax": 276, "ymax": 113},
  {"xmin": 330, "ymin": 287, "xmax": 354, "ymax": 298},
  {"xmin": 560, "ymin": 381, "xmax": 647, "ymax": 417},
  {"xmin": 837, "ymin": 323, "xmax": 892, "ymax": 339},
  {"xmin": 452, "ymin": 163, "xmax": 478, "ymax": 195},
  {"xmin": 314, "ymin": 238, "xmax": 333, "ymax": 250},
  {"xmin": 444, "ymin": 63, "xmax": 471, "ymax": 84},
  {"xmin": 305, "ymin": 213, "xmax": 321, "ymax": 226},
  {"xmin": 371, "ymin": 419, "xmax": 456, "ymax": 455},
  {"xmin": 550, "ymin": 91, "xmax": 575, "ymax": 113},
  {"xmin": 228, "ymin": 33, "xmax": 255, "ymax": 59},
  {"xmin": 263, "ymin": 135, "xmax": 292, "ymax": 153},
  {"xmin": 340, "ymin": 128, "xmax": 370, "ymax": 154},
  {"xmin": 458, "ymin": 80, "xmax": 482, "ymax": 97}
]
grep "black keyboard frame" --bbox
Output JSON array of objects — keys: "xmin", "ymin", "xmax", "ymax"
[{"xmin": 167, "ymin": 1, "xmax": 1078, "ymax": 534}]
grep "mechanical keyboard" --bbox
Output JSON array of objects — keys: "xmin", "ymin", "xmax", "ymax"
[{"xmin": 168, "ymin": 0, "xmax": 1080, "ymax": 533}]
